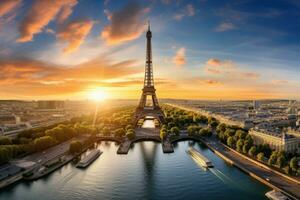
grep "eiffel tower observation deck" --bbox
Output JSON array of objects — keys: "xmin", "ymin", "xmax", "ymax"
[{"xmin": 134, "ymin": 22, "xmax": 165, "ymax": 126}]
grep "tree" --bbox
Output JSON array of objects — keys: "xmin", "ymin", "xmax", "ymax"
[
  {"xmin": 242, "ymin": 143, "xmax": 250, "ymax": 154},
  {"xmin": 170, "ymin": 127, "xmax": 180, "ymax": 136},
  {"xmin": 290, "ymin": 157, "xmax": 298, "ymax": 172},
  {"xmin": 126, "ymin": 129, "xmax": 135, "ymax": 140},
  {"xmin": 268, "ymin": 151, "xmax": 278, "ymax": 166},
  {"xmin": 187, "ymin": 125, "xmax": 200, "ymax": 136},
  {"xmin": 216, "ymin": 123, "xmax": 226, "ymax": 134},
  {"xmin": 199, "ymin": 128, "xmax": 212, "ymax": 137},
  {"xmin": 160, "ymin": 129, "xmax": 168, "ymax": 140},
  {"xmin": 235, "ymin": 130, "xmax": 247, "ymax": 140},
  {"xmin": 257, "ymin": 152, "xmax": 265, "ymax": 162},
  {"xmin": 225, "ymin": 128, "xmax": 235, "ymax": 138},
  {"xmin": 102, "ymin": 127, "xmax": 110, "ymax": 136},
  {"xmin": 125, "ymin": 125, "xmax": 133, "ymax": 131},
  {"xmin": 168, "ymin": 122, "xmax": 175, "ymax": 128},
  {"xmin": 248, "ymin": 146, "xmax": 257, "ymax": 157},
  {"xmin": 114, "ymin": 128, "xmax": 125, "ymax": 138},
  {"xmin": 283, "ymin": 165, "xmax": 291, "ymax": 175},
  {"xmin": 34, "ymin": 136, "xmax": 56, "ymax": 152},
  {"xmin": 276, "ymin": 155, "xmax": 286, "ymax": 168},
  {"xmin": 236, "ymin": 139, "xmax": 244, "ymax": 152},
  {"xmin": 227, "ymin": 136, "xmax": 235, "ymax": 148},
  {"xmin": 69, "ymin": 140, "xmax": 82, "ymax": 154},
  {"xmin": 0, "ymin": 136, "xmax": 12, "ymax": 145}
]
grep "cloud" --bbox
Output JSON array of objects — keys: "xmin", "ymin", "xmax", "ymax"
[
  {"xmin": 174, "ymin": 4, "xmax": 195, "ymax": 20},
  {"xmin": 0, "ymin": 57, "xmax": 142, "ymax": 96},
  {"xmin": 271, "ymin": 80, "xmax": 289, "ymax": 85},
  {"xmin": 0, "ymin": 0, "xmax": 21, "ymax": 17},
  {"xmin": 57, "ymin": 0, "xmax": 78, "ymax": 23},
  {"xmin": 101, "ymin": 1, "xmax": 148, "ymax": 45},
  {"xmin": 172, "ymin": 47, "xmax": 186, "ymax": 66},
  {"xmin": 57, "ymin": 19, "xmax": 93, "ymax": 54},
  {"xmin": 0, "ymin": 0, "xmax": 21, "ymax": 26},
  {"xmin": 204, "ymin": 58, "xmax": 259, "ymax": 79},
  {"xmin": 197, "ymin": 79, "xmax": 222, "ymax": 86},
  {"xmin": 17, "ymin": 0, "xmax": 77, "ymax": 43},
  {"xmin": 215, "ymin": 22, "xmax": 235, "ymax": 32},
  {"xmin": 205, "ymin": 58, "xmax": 235, "ymax": 74}
]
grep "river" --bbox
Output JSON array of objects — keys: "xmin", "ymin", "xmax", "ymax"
[{"xmin": 0, "ymin": 140, "xmax": 270, "ymax": 200}]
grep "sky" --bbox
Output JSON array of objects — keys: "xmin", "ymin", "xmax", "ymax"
[{"xmin": 0, "ymin": 0, "xmax": 299, "ymax": 100}]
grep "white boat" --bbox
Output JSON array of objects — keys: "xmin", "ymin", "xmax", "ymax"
[
  {"xmin": 187, "ymin": 147, "xmax": 213, "ymax": 168},
  {"xmin": 76, "ymin": 149, "xmax": 102, "ymax": 168},
  {"xmin": 265, "ymin": 190, "xmax": 290, "ymax": 200}
]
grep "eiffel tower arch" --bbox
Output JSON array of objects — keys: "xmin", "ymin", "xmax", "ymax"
[{"xmin": 134, "ymin": 22, "xmax": 165, "ymax": 126}]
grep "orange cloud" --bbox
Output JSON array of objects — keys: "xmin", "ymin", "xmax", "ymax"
[
  {"xmin": 101, "ymin": 1, "xmax": 148, "ymax": 45},
  {"xmin": 57, "ymin": 19, "xmax": 93, "ymax": 54},
  {"xmin": 172, "ymin": 47, "xmax": 186, "ymax": 66},
  {"xmin": 0, "ymin": 58, "xmax": 141, "ymax": 86},
  {"xmin": 197, "ymin": 79, "xmax": 222, "ymax": 86},
  {"xmin": 204, "ymin": 58, "xmax": 259, "ymax": 79},
  {"xmin": 271, "ymin": 80, "xmax": 289, "ymax": 85},
  {"xmin": 0, "ymin": 0, "xmax": 21, "ymax": 17},
  {"xmin": 17, "ymin": 0, "xmax": 77, "ymax": 42},
  {"xmin": 57, "ymin": 0, "xmax": 77, "ymax": 23}
]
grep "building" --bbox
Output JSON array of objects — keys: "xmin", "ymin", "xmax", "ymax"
[
  {"xmin": 249, "ymin": 128, "xmax": 300, "ymax": 154},
  {"xmin": 37, "ymin": 101, "xmax": 65, "ymax": 109},
  {"xmin": 0, "ymin": 115, "xmax": 17, "ymax": 125},
  {"xmin": 253, "ymin": 100, "xmax": 261, "ymax": 111}
]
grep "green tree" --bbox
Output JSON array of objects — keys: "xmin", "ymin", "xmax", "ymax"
[
  {"xmin": 102, "ymin": 127, "xmax": 110, "ymax": 136},
  {"xmin": 34, "ymin": 136, "xmax": 56, "ymax": 152},
  {"xmin": 283, "ymin": 165, "xmax": 291, "ymax": 175},
  {"xmin": 187, "ymin": 125, "xmax": 200, "ymax": 136},
  {"xmin": 126, "ymin": 129, "xmax": 135, "ymax": 140},
  {"xmin": 290, "ymin": 157, "xmax": 298, "ymax": 172},
  {"xmin": 170, "ymin": 127, "xmax": 180, "ymax": 136},
  {"xmin": 216, "ymin": 123, "xmax": 226, "ymax": 134},
  {"xmin": 69, "ymin": 140, "xmax": 82, "ymax": 154},
  {"xmin": 235, "ymin": 130, "xmax": 247, "ymax": 140},
  {"xmin": 242, "ymin": 142, "xmax": 251, "ymax": 154},
  {"xmin": 199, "ymin": 128, "xmax": 212, "ymax": 137},
  {"xmin": 114, "ymin": 128, "xmax": 125, "ymax": 138},
  {"xmin": 160, "ymin": 129, "xmax": 168, "ymax": 140},
  {"xmin": 225, "ymin": 128, "xmax": 235, "ymax": 137},
  {"xmin": 268, "ymin": 152, "xmax": 278, "ymax": 166},
  {"xmin": 236, "ymin": 139, "xmax": 244, "ymax": 152},
  {"xmin": 0, "ymin": 136, "xmax": 12, "ymax": 145},
  {"xmin": 248, "ymin": 146, "xmax": 257, "ymax": 157},
  {"xmin": 227, "ymin": 136, "xmax": 236, "ymax": 148},
  {"xmin": 257, "ymin": 152, "xmax": 265, "ymax": 162},
  {"xmin": 276, "ymin": 155, "xmax": 286, "ymax": 168},
  {"xmin": 125, "ymin": 125, "xmax": 133, "ymax": 131}
]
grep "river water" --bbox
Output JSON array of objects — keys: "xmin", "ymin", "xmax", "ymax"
[{"xmin": 0, "ymin": 141, "xmax": 270, "ymax": 200}]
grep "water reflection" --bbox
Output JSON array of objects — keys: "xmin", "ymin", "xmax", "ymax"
[{"xmin": 0, "ymin": 141, "xmax": 270, "ymax": 200}]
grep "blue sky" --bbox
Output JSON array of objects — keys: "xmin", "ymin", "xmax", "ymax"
[{"xmin": 0, "ymin": 0, "xmax": 299, "ymax": 100}]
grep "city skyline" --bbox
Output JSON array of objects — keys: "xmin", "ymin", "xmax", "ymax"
[{"xmin": 0, "ymin": 0, "xmax": 300, "ymax": 100}]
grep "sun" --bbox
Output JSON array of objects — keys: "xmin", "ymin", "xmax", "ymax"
[{"xmin": 88, "ymin": 88, "xmax": 108, "ymax": 101}]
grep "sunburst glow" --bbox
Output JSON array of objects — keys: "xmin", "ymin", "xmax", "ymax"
[{"xmin": 88, "ymin": 88, "xmax": 108, "ymax": 101}]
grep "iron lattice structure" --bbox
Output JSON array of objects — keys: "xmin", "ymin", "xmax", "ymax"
[{"xmin": 134, "ymin": 22, "xmax": 165, "ymax": 125}]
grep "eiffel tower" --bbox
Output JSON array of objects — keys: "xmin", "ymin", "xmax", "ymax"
[{"xmin": 134, "ymin": 22, "xmax": 165, "ymax": 126}]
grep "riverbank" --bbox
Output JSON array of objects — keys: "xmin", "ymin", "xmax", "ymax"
[
  {"xmin": 167, "ymin": 104, "xmax": 300, "ymax": 200},
  {"xmin": 0, "ymin": 136, "xmax": 89, "ymax": 189}
]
